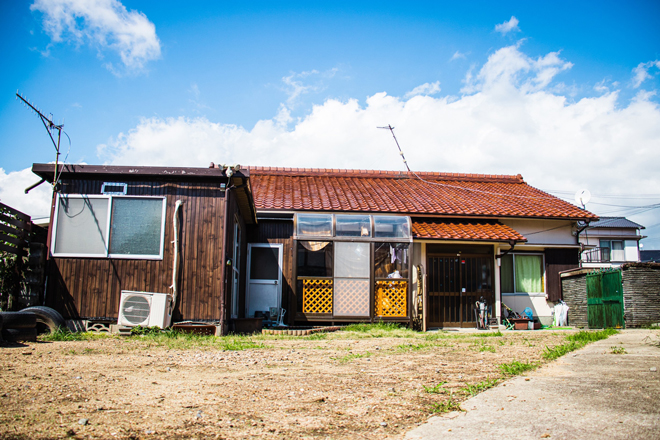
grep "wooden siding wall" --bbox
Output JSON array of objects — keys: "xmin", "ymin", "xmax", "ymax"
[
  {"xmin": 246, "ymin": 220, "xmax": 294, "ymax": 324},
  {"xmin": 545, "ymin": 248, "xmax": 580, "ymax": 302},
  {"xmin": 46, "ymin": 179, "xmax": 228, "ymax": 322}
]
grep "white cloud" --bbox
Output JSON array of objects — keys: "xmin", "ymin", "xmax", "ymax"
[
  {"xmin": 0, "ymin": 168, "xmax": 53, "ymax": 218},
  {"xmin": 495, "ymin": 16, "xmax": 520, "ymax": 35},
  {"xmin": 632, "ymin": 60, "xmax": 660, "ymax": 88},
  {"xmin": 450, "ymin": 51, "xmax": 467, "ymax": 61},
  {"xmin": 281, "ymin": 68, "xmax": 339, "ymax": 106},
  {"xmin": 462, "ymin": 45, "xmax": 572, "ymax": 94},
  {"xmin": 8, "ymin": 44, "xmax": 660, "ymax": 245},
  {"xmin": 404, "ymin": 81, "xmax": 441, "ymax": 98},
  {"xmin": 31, "ymin": 0, "xmax": 161, "ymax": 73}
]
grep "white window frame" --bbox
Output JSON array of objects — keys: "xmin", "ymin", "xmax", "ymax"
[
  {"xmin": 51, "ymin": 194, "xmax": 167, "ymax": 260},
  {"xmin": 501, "ymin": 252, "xmax": 546, "ymax": 297}
]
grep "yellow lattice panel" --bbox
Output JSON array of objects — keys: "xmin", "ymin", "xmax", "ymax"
[
  {"xmin": 375, "ymin": 280, "xmax": 408, "ymax": 317},
  {"xmin": 303, "ymin": 279, "xmax": 333, "ymax": 314}
]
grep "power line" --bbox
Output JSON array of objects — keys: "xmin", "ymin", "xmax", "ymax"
[{"xmin": 378, "ymin": 125, "xmax": 568, "ymax": 201}]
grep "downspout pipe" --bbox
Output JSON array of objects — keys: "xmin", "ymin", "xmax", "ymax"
[{"xmin": 170, "ymin": 200, "xmax": 183, "ymax": 315}]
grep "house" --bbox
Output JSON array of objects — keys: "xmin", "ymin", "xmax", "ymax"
[
  {"xmin": 32, "ymin": 163, "xmax": 256, "ymax": 333},
  {"xmin": 579, "ymin": 217, "xmax": 645, "ymax": 268},
  {"xmin": 32, "ymin": 163, "xmax": 597, "ymax": 331}
]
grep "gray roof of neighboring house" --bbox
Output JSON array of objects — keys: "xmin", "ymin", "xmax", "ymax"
[
  {"xmin": 641, "ymin": 250, "xmax": 660, "ymax": 263},
  {"xmin": 587, "ymin": 217, "xmax": 645, "ymax": 229}
]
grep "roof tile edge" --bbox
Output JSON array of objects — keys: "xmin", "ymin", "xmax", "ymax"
[{"xmin": 245, "ymin": 166, "xmax": 524, "ymax": 183}]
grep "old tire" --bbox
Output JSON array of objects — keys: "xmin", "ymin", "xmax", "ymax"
[
  {"xmin": 21, "ymin": 306, "xmax": 65, "ymax": 334},
  {"xmin": 0, "ymin": 312, "xmax": 37, "ymax": 329},
  {"xmin": 2, "ymin": 327, "xmax": 38, "ymax": 342}
]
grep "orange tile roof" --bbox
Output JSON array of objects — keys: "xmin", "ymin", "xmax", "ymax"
[
  {"xmin": 246, "ymin": 166, "xmax": 597, "ymax": 220},
  {"xmin": 412, "ymin": 219, "xmax": 527, "ymax": 242}
]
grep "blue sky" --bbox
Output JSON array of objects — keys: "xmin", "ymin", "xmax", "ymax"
[{"xmin": 1, "ymin": 0, "xmax": 659, "ymax": 248}]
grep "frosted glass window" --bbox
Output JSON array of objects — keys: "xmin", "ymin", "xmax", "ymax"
[
  {"xmin": 109, "ymin": 198, "xmax": 164, "ymax": 256},
  {"xmin": 374, "ymin": 216, "xmax": 410, "ymax": 239},
  {"xmin": 54, "ymin": 197, "xmax": 109, "ymax": 255},
  {"xmin": 296, "ymin": 214, "xmax": 332, "ymax": 237},
  {"xmin": 334, "ymin": 278, "xmax": 370, "ymax": 316},
  {"xmin": 334, "ymin": 242, "xmax": 370, "ymax": 278},
  {"xmin": 336, "ymin": 215, "xmax": 371, "ymax": 237}
]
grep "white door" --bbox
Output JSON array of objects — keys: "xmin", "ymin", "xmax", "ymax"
[{"xmin": 246, "ymin": 243, "xmax": 283, "ymax": 318}]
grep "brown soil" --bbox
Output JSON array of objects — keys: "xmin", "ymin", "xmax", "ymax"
[{"xmin": 0, "ymin": 330, "xmax": 569, "ymax": 439}]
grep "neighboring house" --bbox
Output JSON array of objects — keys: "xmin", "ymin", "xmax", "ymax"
[
  {"xmin": 579, "ymin": 217, "xmax": 645, "ymax": 268},
  {"xmin": 32, "ymin": 163, "xmax": 596, "ymax": 331},
  {"xmin": 641, "ymin": 250, "xmax": 660, "ymax": 263}
]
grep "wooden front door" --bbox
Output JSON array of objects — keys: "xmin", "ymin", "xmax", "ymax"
[{"xmin": 426, "ymin": 254, "xmax": 493, "ymax": 328}]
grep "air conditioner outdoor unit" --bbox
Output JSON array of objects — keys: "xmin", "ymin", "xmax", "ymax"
[{"xmin": 118, "ymin": 291, "xmax": 173, "ymax": 328}]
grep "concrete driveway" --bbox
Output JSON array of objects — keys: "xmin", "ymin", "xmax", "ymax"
[{"xmin": 405, "ymin": 329, "xmax": 660, "ymax": 440}]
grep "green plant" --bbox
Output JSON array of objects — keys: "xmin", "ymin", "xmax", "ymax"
[
  {"xmin": 642, "ymin": 324, "xmax": 660, "ymax": 330},
  {"xmin": 395, "ymin": 342, "xmax": 439, "ymax": 352},
  {"xmin": 423, "ymin": 381, "xmax": 448, "ymax": 394},
  {"xmin": 40, "ymin": 328, "xmax": 111, "ymax": 342},
  {"xmin": 462, "ymin": 378, "xmax": 499, "ymax": 396},
  {"xmin": 478, "ymin": 344, "xmax": 496, "ymax": 353},
  {"xmin": 130, "ymin": 325, "xmax": 164, "ymax": 336},
  {"xmin": 499, "ymin": 360, "xmax": 536, "ymax": 376},
  {"xmin": 543, "ymin": 329, "xmax": 618, "ymax": 361},
  {"xmin": 306, "ymin": 332, "xmax": 328, "ymax": 340},
  {"xmin": 610, "ymin": 346, "xmax": 626, "ymax": 354},
  {"xmin": 343, "ymin": 322, "xmax": 403, "ymax": 332},
  {"xmin": 333, "ymin": 352, "xmax": 372, "ymax": 363},
  {"xmin": 430, "ymin": 396, "xmax": 462, "ymax": 413},
  {"xmin": 472, "ymin": 330, "xmax": 503, "ymax": 338}
]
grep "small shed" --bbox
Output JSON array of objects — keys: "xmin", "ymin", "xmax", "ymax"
[{"xmin": 32, "ymin": 163, "xmax": 256, "ymax": 334}]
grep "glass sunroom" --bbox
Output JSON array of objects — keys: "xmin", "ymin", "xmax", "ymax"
[{"xmin": 294, "ymin": 213, "xmax": 412, "ymax": 322}]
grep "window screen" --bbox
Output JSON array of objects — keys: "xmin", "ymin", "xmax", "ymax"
[
  {"xmin": 109, "ymin": 198, "xmax": 164, "ymax": 256},
  {"xmin": 54, "ymin": 197, "xmax": 109, "ymax": 255},
  {"xmin": 296, "ymin": 214, "xmax": 333, "ymax": 237},
  {"xmin": 250, "ymin": 246, "xmax": 280, "ymax": 280}
]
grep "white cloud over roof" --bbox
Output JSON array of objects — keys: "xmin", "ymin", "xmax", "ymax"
[{"xmin": 31, "ymin": 0, "xmax": 161, "ymax": 73}]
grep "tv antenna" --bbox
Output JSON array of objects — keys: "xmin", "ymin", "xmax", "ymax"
[
  {"xmin": 377, "ymin": 124, "xmax": 411, "ymax": 172},
  {"xmin": 16, "ymin": 91, "xmax": 71, "ymax": 191}
]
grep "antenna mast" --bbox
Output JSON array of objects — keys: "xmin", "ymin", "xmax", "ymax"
[
  {"xmin": 16, "ymin": 92, "xmax": 67, "ymax": 188},
  {"xmin": 378, "ymin": 124, "xmax": 411, "ymax": 172}
]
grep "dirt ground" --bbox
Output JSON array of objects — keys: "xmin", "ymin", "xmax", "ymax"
[{"xmin": 0, "ymin": 329, "xmax": 571, "ymax": 440}]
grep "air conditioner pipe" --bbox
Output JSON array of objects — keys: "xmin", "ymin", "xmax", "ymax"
[{"xmin": 170, "ymin": 200, "xmax": 183, "ymax": 316}]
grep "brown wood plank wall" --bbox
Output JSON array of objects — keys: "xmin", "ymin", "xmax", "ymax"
[
  {"xmin": 46, "ymin": 178, "xmax": 228, "ymax": 321},
  {"xmin": 246, "ymin": 220, "xmax": 294, "ymax": 324},
  {"xmin": 545, "ymin": 248, "xmax": 580, "ymax": 302}
]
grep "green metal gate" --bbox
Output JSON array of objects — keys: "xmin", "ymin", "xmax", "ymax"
[{"xmin": 586, "ymin": 269, "xmax": 624, "ymax": 329}]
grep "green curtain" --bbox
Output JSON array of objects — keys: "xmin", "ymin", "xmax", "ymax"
[
  {"xmin": 515, "ymin": 255, "xmax": 543, "ymax": 293},
  {"xmin": 500, "ymin": 254, "xmax": 514, "ymax": 293}
]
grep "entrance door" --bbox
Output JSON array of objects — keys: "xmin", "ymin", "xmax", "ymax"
[
  {"xmin": 426, "ymin": 254, "xmax": 493, "ymax": 328},
  {"xmin": 246, "ymin": 243, "xmax": 283, "ymax": 318}
]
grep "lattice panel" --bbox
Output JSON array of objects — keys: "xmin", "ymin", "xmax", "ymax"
[
  {"xmin": 375, "ymin": 280, "xmax": 408, "ymax": 317},
  {"xmin": 334, "ymin": 278, "xmax": 370, "ymax": 316},
  {"xmin": 302, "ymin": 279, "xmax": 333, "ymax": 314}
]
